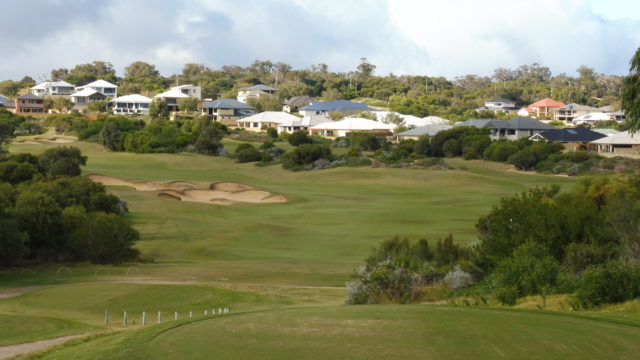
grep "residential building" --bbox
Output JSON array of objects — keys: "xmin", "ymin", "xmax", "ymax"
[
  {"xmin": 0, "ymin": 95, "xmax": 15, "ymax": 112},
  {"xmin": 529, "ymin": 128, "xmax": 606, "ymax": 151},
  {"xmin": 573, "ymin": 112, "xmax": 611, "ymax": 126},
  {"xmin": 202, "ymin": 99, "xmax": 254, "ymax": 126},
  {"xmin": 14, "ymin": 94, "xmax": 45, "ymax": 115},
  {"xmin": 476, "ymin": 98, "xmax": 518, "ymax": 113},
  {"xmin": 236, "ymin": 111, "xmax": 299, "ymax": 132},
  {"xmin": 70, "ymin": 88, "xmax": 107, "ymax": 110},
  {"xmin": 277, "ymin": 114, "xmax": 328, "ymax": 134},
  {"xmin": 554, "ymin": 103, "xmax": 600, "ymax": 122},
  {"xmin": 371, "ymin": 111, "xmax": 448, "ymax": 128},
  {"xmin": 111, "ymin": 94, "xmax": 152, "ymax": 114},
  {"xmin": 395, "ymin": 124, "xmax": 453, "ymax": 141},
  {"xmin": 309, "ymin": 118, "xmax": 395, "ymax": 138},
  {"xmin": 30, "ymin": 81, "xmax": 75, "ymax": 96},
  {"xmin": 237, "ymin": 84, "xmax": 277, "ymax": 103},
  {"xmin": 592, "ymin": 128, "xmax": 620, "ymax": 137},
  {"xmin": 283, "ymin": 95, "xmax": 312, "ymax": 113},
  {"xmin": 75, "ymin": 80, "xmax": 118, "ymax": 99},
  {"xmin": 155, "ymin": 84, "xmax": 202, "ymax": 112},
  {"xmin": 300, "ymin": 100, "xmax": 370, "ymax": 117},
  {"xmin": 457, "ymin": 117, "xmax": 553, "ymax": 141},
  {"xmin": 608, "ymin": 110, "xmax": 626, "ymax": 122},
  {"xmin": 527, "ymin": 98, "xmax": 566, "ymax": 119},
  {"xmin": 592, "ymin": 131, "xmax": 640, "ymax": 155}
]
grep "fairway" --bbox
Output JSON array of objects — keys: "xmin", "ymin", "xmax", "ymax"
[
  {"xmin": 33, "ymin": 305, "xmax": 640, "ymax": 360},
  {"xmin": 0, "ymin": 314, "xmax": 89, "ymax": 347},
  {"xmin": 6, "ymin": 141, "xmax": 577, "ymax": 286}
]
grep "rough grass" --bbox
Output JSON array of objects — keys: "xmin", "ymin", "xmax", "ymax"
[
  {"xmin": 0, "ymin": 314, "xmax": 90, "ymax": 347},
  {"xmin": 30, "ymin": 305, "xmax": 640, "ymax": 360}
]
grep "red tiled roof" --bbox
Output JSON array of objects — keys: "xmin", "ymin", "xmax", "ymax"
[{"xmin": 529, "ymin": 98, "xmax": 565, "ymax": 108}]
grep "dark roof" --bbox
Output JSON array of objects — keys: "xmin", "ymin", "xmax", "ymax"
[
  {"xmin": 486, "ymin": 98, "xmax": 514, "ymax": 103},
  {"xmin": 284, "ymin": 95, "xmax": 312, "ymax": 107},
  {"xmin": 202, "ymin": 99, "xmax": 255, "ymax": 110},
  {"xmin": 239, "ymin": 84, "xmax": 277, "ymax": 92},
  {"xmin": 456, "ymin": 119, "xmax": 494, "ymax": 128},
  {"xmin": 489, "ymin": 117, "xmax": 553, "ymax": 130},
  {"xmin": 300, "ymin": 100, "xmax": 370, "ymax": 112},
  {"xmin": 17, "ymin": 93, "xmax": 44, "ymax": 100},
  {"xmin": 536, "ymin": 128, "xmax": 606, "ymax": 142},
  {"xmin": 0, "ymin": 95, "xmax": 14, "ymax": 108}
]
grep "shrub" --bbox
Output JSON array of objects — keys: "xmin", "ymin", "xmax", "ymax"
[
  {"xmin": 350, "ymin": 132, "xmax": 383, "ymax": 151},
  {"xmin": 235, "ymin": 144, "xmax": 262, "ymax": 163},
  {"xmin": 288, "ymin": 130, "xmax": 313, "ymax": 146},
  {"xmin": 443, "ymin": 265, "xmax": 474, "ymax": 290},
  {"xmin": 38, "ymin": 146, "xmax": 87, "ymax": 176},
  {"xmin": 266, "ymin": 127, "xmax": 278, "ymax": 139},
  {"xmin": 282, "ymin": 144, "xmax": 332, "ymax": 170},
  {"xmin": 572, "ymin": 261, "xmax": 640, "ymax": 309}
]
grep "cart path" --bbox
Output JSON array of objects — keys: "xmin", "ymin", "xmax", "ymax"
[{"xmin": 0, "ymin": 334, "xmax": 87, "ymax": 360}]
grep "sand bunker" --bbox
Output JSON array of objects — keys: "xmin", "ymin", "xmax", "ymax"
[
  {"xmin": 11, "ymin": 140, "xmax": 40, "ymax": 145},
  {"xmin": 88, "ymin": 174, "xmax": 287, "ymax": 205},
  {"xmin": 36, "ymin": 137, "xmax": 77, "ymax": 144}
]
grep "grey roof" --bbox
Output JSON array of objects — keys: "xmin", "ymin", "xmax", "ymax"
[
  {"xmin": 202, "ymin": 99, "xmax": 255, "ymax": 110},
  {"xmin": 558, "ymin": 103, "xmax": 600, "ymax": 111},
  {"xmin": 239, "ymin": 84, "xmax": 277, "ymax": 92},
  {"xmin": 397, "ymin": 124, "xmax": 453, "ymax": 137},
  {"xmin": 284, "ymin": 95, "xmax": 312, "ymax": 107},
  {"xmin": 300, "ymin": 100, "xmax": 370, "ymax": 112},
  {"xmin": 17, "ymin": 93, "xmax": 44, "ymax": 100},
  {"xmin": 592, "ymin": 128, "xmax": 620, "ymax": 136},
  {"xmin": 486, "ymin": 98, "xmax": 515, "ymax": 103},
  {"xmin": 456, "ymin": 119, "xmax": 495, "ymax": 128},
  {"xmin": 0, "ymin": 95, "xmax": 14, "ymax": 108},
  {"xmin": 488, "ymin": 117, "xmax": 553, "ymax": 130},
  {"xmin": 535, "ymin": 128, "xmax": 606, "ymax": 142}
]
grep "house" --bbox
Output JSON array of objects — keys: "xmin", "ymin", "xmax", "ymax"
[
  {"xmin": 30, "ymin": 81, "xmax": 75, "ymax": 96},
  {"xmin": 237, "ymin": 84, "xmax": 277, "ymax": 103},
  {"xmin": 0, "ymin": 95, "xmax": 15, "ymax": 112},
  {"xmin": 283, "ymin": 95, "xmax": 312, "ymax": 113},
  {"xmin": 608, "ymin": 110, "xmax": 626, "ymax": 122},
  {"xmin": 592, "ymin": 128, "xmax": 620, "ymax": 137},
  {"xmin": 517, "ymin": 106, "xmax": 535, "ymax": 117},
  {"xmin": 554, "ymin": 103, "xmax": 600, "ymax": 122},
  {"xmin": 14, "ymin": 94, "xmax": 45, "ymax": 115},
  {"xmin": 455, "ymin": 119, "xmax": 495, "ymax": 129},
  {"xmin": 236, "ymin": 111, "xmax": 299, "ymax": 132},
  {"xmin": 529, "ymin": 128, "xmax": 606, "ymax": 151},
  {"xmin": 111, "ymin": 94, "xmax": 152, "ymax": 114},
  {"xmin": 395, "ymin": 124, "xmax": 453, "ymax": 141},
  {"xmin": 476, "ymin": 98, "xmax": 518, "ymax": 113},
  {"xmin": 591, "ymin": 131, "xmax": 640, "ymax": 155},
  {"xmin": 172, "ymin": 84, "xmax": 201, "ymax": 99},
  {"xmin": 154, "ymin": 88, "xmax": 191, "ymax": 112},
  {"xmin": 573, "ymin": 112, "xmax": 611, "ymax": 126},
  {"xmin": 487, "ymin": 117, "xmax": 553, "ymax": 141},
  {"xmin": 309, "ymin": 118, "xmax": 395, "ymax": 138},
  {"xmin": 300, "ymin": 100, "xmax": 370, "ymax": 117},
  {"xmin": 277, "ymin": 114, "xmax": 328, "ymax": 134},
  {"xmin": 527, "ymin": 98, "xmax": 566, "ymax": 119},
  {"xmin": 201, "ymin": 99, "xmax": 254, "ymax": 126},
  {"xmin": 75, "ymin": 80, "xmax": 118, "ymax": 99},
  {"xmin": 370, "ymin": 111, "xmax": 448, "ymax": 128},
  {"xmin": 70, "ymin": 88, "xmax": 107, "ymax": 110}
]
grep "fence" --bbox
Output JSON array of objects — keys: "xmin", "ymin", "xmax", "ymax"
[{"xmin": 104, "ymin": 307, "xmax": 231, "ymax": 326}]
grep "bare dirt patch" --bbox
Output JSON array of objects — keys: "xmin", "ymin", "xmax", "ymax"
[{"xmin": 88, "ymin": 174, "xmax": 287, "ymax": 205}]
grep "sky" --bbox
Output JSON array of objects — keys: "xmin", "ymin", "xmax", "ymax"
[{"xmin": 2, "ymin": 0, "xmax": 640, "ymax": 81}]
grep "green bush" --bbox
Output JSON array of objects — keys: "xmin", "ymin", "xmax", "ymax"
[
  {"xmin": 572, "ymin": 261, "xmax": 640, "ymax": 309},
  {"xmin": 288, "ymin": 130, "xmax": 313, "ymax": 146},
  {"xmin": 235, "ymin": 144, "xmax": 262, "ymax": 163},
  {"xmin": 282, "ymin": 144, "xmax": 332, "ymax": 170}
]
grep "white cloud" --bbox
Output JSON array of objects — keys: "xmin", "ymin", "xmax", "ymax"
[{"xmin": 1, "ymin": 0, "xmax": 639, "ymax": 82}]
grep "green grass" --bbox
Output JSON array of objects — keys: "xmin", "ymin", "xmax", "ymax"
[
  {"xmin": 4, "ymin": 140, "xmax": 576, "ymax": 286},
  {"xmin": 30, "ymin": 305, "xmax": 640, "ymax": 360},
  {"xmin": 0, "ymin": 314, "xmax": 90, "ymax": 346}
]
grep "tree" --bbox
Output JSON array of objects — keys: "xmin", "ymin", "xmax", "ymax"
[
  {"xmin": 622, "ymin": 46, "xmax": 640, "ymax": 132},
  {"xmin": 64, "ymin": 61, "xmax": 117, "ymax": 85},
  {"xmin": 247, "ymin": 94, "xmax": 282, "ymax": 112},
  {"xmin": 235, "ymin": 143, "xmax": 262, "ymax": 163},
  {"xmin": 177, "ymin": 97, "xmax": 199, "ymax": 112},
  {"xmin": 194, "ymin": 125, "xmax": 224, "ymax": 155},
  {"xmin": 288, "ymin": 130, "xmax": 313, "ymax": 146},
  {"xmin": 282, "ymin": 144, "xmax": 332, "ymax": 169},
  {"xmin": 52, "ymin": 96, "xmax": 73, "ymax": 113},
  {"xmin": 87, "ymin": 100, "xmax": 108, "ymax": 112},
  {"xmin": 99, "ymin": 121, "xmax": 121, "ymax": 151},
  {"xmin": 38, "ymin": 146, "xmax": 87, "ymax": 176},
  {"xmin": 14, "ymin": 191, "xmax": 63, "ymax": 257},
  {"xmin": 120, "ymin": 61, "xmax": 165, "ymax": 93},
  {"xmin": 68, "ymin": 212, "xmax": 140, "ymax": 264},
  {"xmin": 149, "ymin": 98, "xmax": 169, "ymax": 119}
]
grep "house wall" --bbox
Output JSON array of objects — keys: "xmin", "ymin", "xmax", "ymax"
[{"xmin": 597, "ymin": 144, "xmax": 640, "ymax": 155}]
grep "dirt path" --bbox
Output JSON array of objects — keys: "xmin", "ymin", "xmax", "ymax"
[{"xmin": 0, "ymin": 334, "xmax": 86, "ymax": 360}]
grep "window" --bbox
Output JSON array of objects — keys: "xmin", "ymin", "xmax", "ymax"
[{"xmin": 507, "ymin": 129, "xmax": 515, "ymax": 135}]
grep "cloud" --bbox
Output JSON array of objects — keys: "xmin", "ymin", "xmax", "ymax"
[{"xmin": 0, "ymin": 0, "xmax": 639, "ymax": 82}]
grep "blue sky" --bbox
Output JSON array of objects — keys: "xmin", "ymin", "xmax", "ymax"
[{"xmin": 1, "ymin": 0, "xmax": 639, "ymax": 81}]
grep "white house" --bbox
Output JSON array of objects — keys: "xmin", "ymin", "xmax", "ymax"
[
  {"xmin": 309, "ymin": 118, "xmax": 395, "ymax": 138},
  {"xmin": 70, "ymin": 88, "xmax": 107, "ymax": 110},
  {"xmin": 111, "ymin": 94, "xmax": 152, "ymax": 114},
  {"xmin": 476, "ymin": 98, "xmax": 518, "ymax": 113},
  {"xmin": 237, "ymin": 84, "xmax": 277, "ymax": 103},
  {"xmin": 573, "ymin": 112, "xmax": 611, "ymax": 126},
  {"xmin": 155, "ymin": 84, "xmax": 202, "ymax": 111},
  {"xmin": 30, "ymin": 81, "xmax": 75, "ymax": 96},
  {"xmin": 236, "ymin": 111, "xmax": 300, "ymax": 132},
  {"xmin": 591, "ymin": 131, "xmax": 640, "ymax": 155},
  {"xmin": 277, "ymin": 114, "xmax": 328, "ymax": 134},
  {"xmin": 75, "ymin": 80, "xmax": 118, "ymax": 99}
]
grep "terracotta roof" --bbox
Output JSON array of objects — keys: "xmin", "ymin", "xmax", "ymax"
[{"xmin": 529, "ymin": 98, "xmax": 566, "ymax": 108}]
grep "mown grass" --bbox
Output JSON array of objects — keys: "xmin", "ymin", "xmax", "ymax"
[
  {"xmin": 29, "ymin": 305, "xmax": 640, "ymax": 360},
  {"xmin": 0, "ymin": 314, "xmax": 90, "ymax": 347},
  {"xmin": 6, "ymin": 140, "xmax": 576, "ymax": 287}
]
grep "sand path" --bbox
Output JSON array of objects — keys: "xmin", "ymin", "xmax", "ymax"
[{"xmin": 0, "ymin": 334, "xmax": 87, "ymax": 360}]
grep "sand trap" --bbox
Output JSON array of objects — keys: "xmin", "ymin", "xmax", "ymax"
[
  {"xmin": 88, "ymin": 174, "xmax": 287, "ymax": 205},
  {"xmin": 11, "ymin": 140, "xmax": 40, "ymax": 145},
  {"xmin": 36, "ymin": 136, "xmax": 77, "ymax": 144}
]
